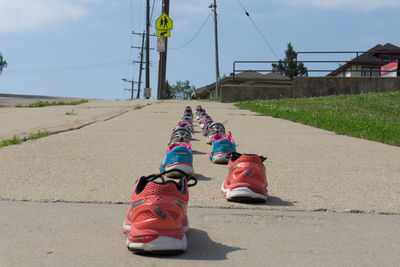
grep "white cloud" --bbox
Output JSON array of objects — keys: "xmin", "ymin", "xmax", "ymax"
[
  {"xmin": 284, "ymin": 0, "xmax": 400, "ymax": 11},
  {"xmin": 0, "ymin": 0, "xmax": 91, "ymax": 33}
]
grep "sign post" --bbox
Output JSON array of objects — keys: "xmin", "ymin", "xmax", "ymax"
[{"xmin": 156, "ymin": 11, "xmax": 173, "ymax": 99}]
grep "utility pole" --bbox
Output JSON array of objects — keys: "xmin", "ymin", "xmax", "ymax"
[
  {"xmin": 145, "ymin": 0, "xmax": 151, "ymax": 99},
  {"xmin": 137, "ymin": 32, "xmax": 145, "ymax": 99},
  {"xmin": 157, "ymin": 0, "xmax": 170, "ymax": 99},
  {"xmin": 122, "ymin": 78, "xmax": 136, "ymax": 100},
  {"xmin": 132, "ymin": 31, "xmax": 154, "ymax": 98},
  {"xmin": 210, "ymin": 0, "xmax": 221, "ymax": 98}
]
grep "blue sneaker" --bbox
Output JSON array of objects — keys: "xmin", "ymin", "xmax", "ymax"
[
  {"xmin": 160, "ymin": 143, "xmax": 194, "ymax": 177},
  {"xmin": 209, "ymin": 131, "xmax": 236, "ymax": 164}
]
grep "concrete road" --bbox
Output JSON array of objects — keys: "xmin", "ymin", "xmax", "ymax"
[
  {"xmin": 1, "ymin": 202, "xmax": 399, "ymax": 267},
  {"xmin": 1, "ymin": 98, "xmax": 400, "ymax": 266}
]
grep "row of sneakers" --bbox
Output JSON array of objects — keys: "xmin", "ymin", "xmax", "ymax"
[
  {"xmin": 122, "ymin": 105, "xmax": 268, "ymax": 254},
  {"xmin": 195, "ymin": 105, "xmax": 269, "ymax": 202},
  {"xmin": 160, "ymin": 106, "xmax": 196, "ymax": 177},
  {"xmin": 195, "ymin": 105, "xmax": 238, "ymax": 164},
  {"xmin": 122, "ymin": 106, "xmax": 199, "ymax": 253}
]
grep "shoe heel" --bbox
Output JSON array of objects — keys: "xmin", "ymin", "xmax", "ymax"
[
  {"xmin": 165, "ymin": 164, "xmax": 194, "ymax": 177},
  {"xmin": 211, "ymin": 153, "xmax": 229, "ymax": 164},
  {"xmin": 222, "ymin": 185, "xmax": 267, "ymax": 202},
  {"xmin": 127, "ymin": 234, "xmax": 187, "ymax": 252}
]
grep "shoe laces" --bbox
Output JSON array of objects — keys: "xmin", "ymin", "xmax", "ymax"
[
  {"xmin": 143, "ymin": 170, "xmax": 198, "ymax": 187},
  {"xmin": 169, "ymin": 128, "xmax": 191, "ymax": 144},
  {"xmin": 227, "ymin": 152, "xmax": 267, "ymax": 163},
  {"xmin": 208, "ymin": 122, "xmax": 226, "ymax": 136}
]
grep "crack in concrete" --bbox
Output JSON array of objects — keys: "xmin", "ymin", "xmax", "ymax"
[
  {"xmin": 1, "ymin": 199, "xmax": 399, "ymax": 216},
  {"xmin": 50, "ymin": 110, "xmax": 131, "ymax": 135}
]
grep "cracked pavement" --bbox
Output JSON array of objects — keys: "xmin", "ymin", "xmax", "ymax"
[{"xmin": 1, "ymin": 98, "xmax": 399, "ymax": 266}]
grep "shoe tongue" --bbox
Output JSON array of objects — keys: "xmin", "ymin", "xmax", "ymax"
[
  {"xmin": 213, "ymin": 133, "xmax": 223, "ymax": 140},
  {"xmin": 167, "ymin": 143, "xmax": 180, "ymax": 150},
  {"xmin": 239, "ymin": 154, "xmax": 264, "ymax": 163},
  {"xmin": 168, "ymin": 142, "xmax": 190, "ymax": 151}
]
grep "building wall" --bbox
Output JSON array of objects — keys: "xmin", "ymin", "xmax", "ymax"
[
  {"xmin": 221, "ymin": 77, "xmax": 400, "ymax": 102},
  {"xmin": 335, "ymin": 65, "xmax": 362, "ymax": 77}
]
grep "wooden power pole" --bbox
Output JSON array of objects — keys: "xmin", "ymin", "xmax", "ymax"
[
  {"xmin": 157, "ymin": 0, "xmax": 170, "ymax": 99},
  {"xmin": 145, "ymin": 0, "xmax": 151, "ymax": 99},
  {"xmin": 137, "ymin": 32, "xmax": 145, "ymax": 99},
  {"xmin": 211, "ymin": 0, "xmax": 221, "ymax": 97}
]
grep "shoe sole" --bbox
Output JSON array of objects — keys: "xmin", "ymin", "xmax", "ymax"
[
  {"xmin": 126, "ymin": 235, "xmax": 187, "ymax": 253},
  {"xmin": 211, "ymin": 153, "xmax": 229, "ymax": 164},
  {"xmin": 123, "ymin": 220, "xmax": 190, "ymax": 235},
  {"xmin": 221, "ymin": 185, "xmax": 267, "ymax": 202},
  {"xmin": 122, "ymin": 223, "xmax": 130, "ymax": 234},
  {"xmin": 165, "ymin": 164, "xmax": 194, "ymax": 177}
]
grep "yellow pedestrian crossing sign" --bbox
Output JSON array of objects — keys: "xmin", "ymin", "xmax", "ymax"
[
  {"xmin": 156, "ymin": 13, "xmax": 173, "ymax": 30},
  {"xmin": 157, "ymin": 29, "xmax": 171, "ymax": 38}
]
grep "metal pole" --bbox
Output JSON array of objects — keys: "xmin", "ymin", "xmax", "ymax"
[
  {"xmin": 212, "ymin": 0, "xmax": 221, "ymax": 98},
  {"xmin": 145, "ymin": 0, "xmax": 150, "ymax": 99},
  {"xmin": 158, "ymin": 0, "xmax": 169, "ymax": 99},
  {"xmin": 137, "ymin": 32, "xmax": 145, "ymax": 99},
  {"xmin": 131, "ymin": 79, "xmax": 134, "ymax": 100}
]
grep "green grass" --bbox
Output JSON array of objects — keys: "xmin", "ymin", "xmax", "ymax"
[
  {"xmin": 134, "ymin": 104, "xmax": 145, "ymax": 110},
  {"xmin": 65, "ymin": 110, "xmax": 77, "ymax": 115},
  {"xmin": 15, "ymin": 99, "xmax": 88, "ymax": 108},
  {"xmin": 134, "ymin": 103, "xmax": 152, "ymax": 109},
  {"xmin": 235, "ymin": 91, "xmax": 400, "ymax": 146},
  {"xmin": 0, "ymin": 131, "xmax": 50, "ymax": 148},
  {"xmin": 0, "ymin": 135, "xmax": 22, "ymax": 147}
]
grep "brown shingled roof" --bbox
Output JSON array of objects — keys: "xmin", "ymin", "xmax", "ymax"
[{"xmin": 327, "ymin": 43, "xmax": 400, "ymax": 76}]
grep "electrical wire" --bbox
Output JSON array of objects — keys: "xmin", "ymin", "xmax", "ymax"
[
  {"xmin": 170, "ymin": 12, "xmax": 213, "ymax": 50},
  {"xmin": 124, "ymin": 0, "xmax": 135, "ymax": 79},
  {"xmin": 236, "ymin": 0, "xmax": 279, "ymax": 60},
  {"xmin": 150, "ymin": 0, "xmax": 157, "ymax": 22},
  {"xmin": 7, "ymin": 61, "xmax": 130, "ymax": 75}
]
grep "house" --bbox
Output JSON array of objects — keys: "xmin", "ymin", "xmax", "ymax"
[
  {"xmin": 327, "ymin": 43, "xmax": 400, "ymax": 77},
  {"xmin": 192, "ymin": 71, "xmax": 292, "ymax": 99}
]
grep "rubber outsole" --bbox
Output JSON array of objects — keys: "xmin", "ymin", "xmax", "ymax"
[
  {"xmin": 126, "ymin": 235, "xmax": 187, "ymax": 252},
  {"xmin": 164, "ymin": 164, "xmax": 194, "ymax": 177},
  {"xmin": 221, "ymin": 185, "xmax": 267, "ymax": 202},
  {"xmin": 211, "ymin": 154, "xmax": 229, "ymax": 164}
]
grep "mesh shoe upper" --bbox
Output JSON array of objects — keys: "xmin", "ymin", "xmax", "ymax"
[
  {"xmin": 209, "ymin": 132, "xmax": 236, "ymax": 160},
  {"xmin": 125, "ymin": 171, "xmax": 197, "ymax": 242},
  {"xmin": 160, "ymin": 142, "xmax": 193, "ymax": 171},
  {"xmin": 223, "ymin": 152, "xmax": 268, "ymax": 196},
  {"xmin": 169, "ymin": 127, "xmax": 192, "ymax": 144},
  {"xmin": 208, "ymin": 122, "xmax": 226, "ymax": 136}
]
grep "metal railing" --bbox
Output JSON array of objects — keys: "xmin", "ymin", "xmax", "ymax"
[{"xmin": 232, "ymin": 51, "xmax": 400, "ymax": 80}]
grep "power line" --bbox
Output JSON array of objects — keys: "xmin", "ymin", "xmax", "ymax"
[
  {"xmin": 7, "ymin": 60, "xmax": 130, "ymax": 75},
  {"xmin": 150, "ymin": 0, "xmax": 158, "ymax": 22},
  {"xmin": 170, "ymin": 12, "xmax": 213, "ymax": 50},
  {"xmin": 124, "ymin": 0, "xmax": 135, "ymax": 79},
  {"xmin": 236, "ymin": 0, "xmax": 279, "ymax": 60}
]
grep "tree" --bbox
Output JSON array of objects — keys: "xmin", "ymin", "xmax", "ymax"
[
  {"xmin": 165, "ymin": 80, "xmax": 175, "ymax": 99},
  {"xmin": 169, "ymin": 80, "xmax": 195, "ymax": 99},
  {"xmin": 272, "ymin": 42, "xmax": 308, "ymax": 79},
  {"xmin": 0, "ymin": 53, "xmax": 7, "ymax": 75}
]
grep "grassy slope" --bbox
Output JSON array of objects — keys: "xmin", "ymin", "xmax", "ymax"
[
  {"xmin": 16, "ymin": 99, "xmax": 88, "ymax": 108},
  {"xmin": 235, "ymin": 91, "xmax": 400, "ymax": 146}
]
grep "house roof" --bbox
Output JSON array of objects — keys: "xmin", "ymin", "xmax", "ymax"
[
  {"xmin": 327, "ymin": 43, "xmax": 400, "ymax": 76},
  {"xmin": 193, "ymin": 71, "xmax": 290, "ymax": 97}
]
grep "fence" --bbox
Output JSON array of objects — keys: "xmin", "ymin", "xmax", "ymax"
[{"xmin": 232, "ymin": 51, "xmax": 400, "ymax": 79}]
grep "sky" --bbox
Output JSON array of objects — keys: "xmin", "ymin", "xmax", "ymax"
[{"xmin": 0, "ymin": 0, "xmax": 400, "ymax": 100}]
